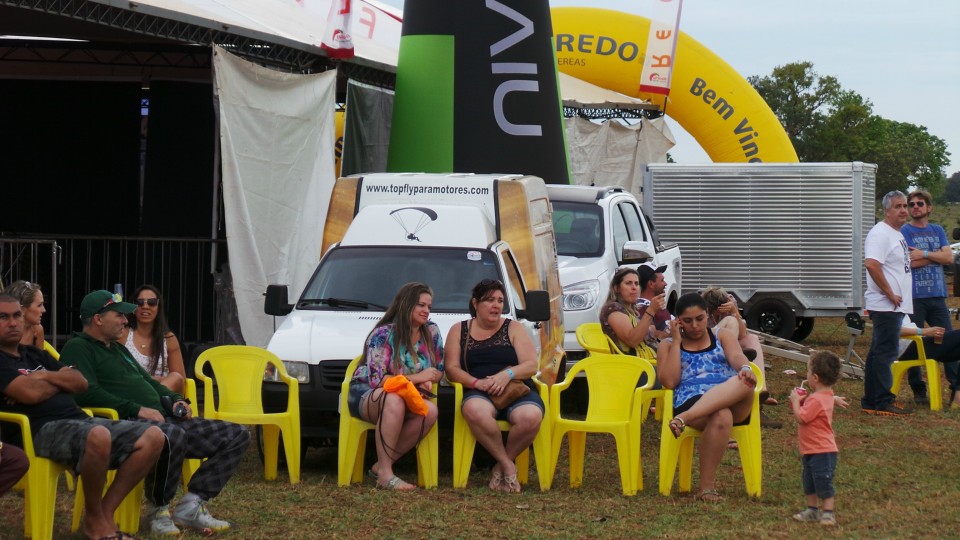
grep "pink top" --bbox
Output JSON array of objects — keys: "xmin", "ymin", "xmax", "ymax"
[{"xmin": 796, "ymin": 389, "xmax": 838, "ymax": 455}]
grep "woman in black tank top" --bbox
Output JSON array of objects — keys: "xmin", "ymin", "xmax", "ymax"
[{"xmin": 444, "ymin": 280, "xmax": 544, "ymax": 493}]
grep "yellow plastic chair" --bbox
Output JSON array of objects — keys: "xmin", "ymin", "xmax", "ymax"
[
  {"xmin": 42, "ymin": 340, "xmax": 60, "ymax": 360},
  {"xmin": 181, "ymin": 377, "xmax": 203, "ymax": 489},
  {"xmin": 549, "ymin": 353, "xmax": 655, "ymax": 495},
  {"xmin": 891, "ymin": 335, "xmax": 943, "ymax": 411},
  {"xmin": 42, "ymin": 339, "xmax": 80, "ymax": 494},
  {"xmin": 451, "ymin": 377, "xmax": 552, "ymax": 491},
  {"xmin": 195, "ymin": 345, "xmax": 301, "ymax": 483},
  {"xmin": 0, "ymin": 411, "xmax": 69, "ymax": 540},
  {"xmin": 337, "ymin": 355, "xmax": 439, "ymax": 488},
  {"xmin": 575, "ymin": 322, "xmax": 616, "ymax": 354},
  {"xmin": 575, "ymin": 323, "xmax": 664, "ymax": 421},
  {"xmin": 659, "ymin": 362, "xmax": 764, "ymax": 498}
]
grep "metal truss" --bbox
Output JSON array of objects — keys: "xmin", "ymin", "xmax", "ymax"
[
  {"xmin": 0, "ymin": 38, "xmax": 211, "ymax": 71},
  {"xmin": 2, "ymin": 0, "xmax": 326, "ymax": 71},
  {"xmin": 563, "ymin": 106, "xmax": 663, "ymax": 121}
]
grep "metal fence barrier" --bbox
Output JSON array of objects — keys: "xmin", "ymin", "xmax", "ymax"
[{"xmin": 1, "ymin": 235, "xmax": 233, "ymax": 349}]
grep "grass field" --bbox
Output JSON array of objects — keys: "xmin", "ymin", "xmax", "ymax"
[{"xmin": 2, "ymin": 311, "xmax": 959, "ymax": 539}]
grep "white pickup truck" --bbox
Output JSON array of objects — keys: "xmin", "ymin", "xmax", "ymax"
[{"xmin": 546, "ymin": 185, "xmax": 682, "ymax": 364}]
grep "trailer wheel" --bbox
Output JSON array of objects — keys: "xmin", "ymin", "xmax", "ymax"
[
  {"xmin": 746, "ymin": 299, "xmax": 796, "ymax": 339},
  {"xmin": 791, "ymin": 317, "xmax": 815, "ymax": 342}
]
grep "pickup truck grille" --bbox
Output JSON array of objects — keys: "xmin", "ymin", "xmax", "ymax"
[{"xmin": 319, "ymin": 360, "xmax": 351, "ymax": 390}]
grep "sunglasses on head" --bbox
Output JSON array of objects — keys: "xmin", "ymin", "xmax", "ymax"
[
  {"xmin": 96, "ymin": 293, "xmax": 123, "ymax": 314},
  {"xmin": 134, "ymin": 298, "xmax": 159, "ymax": 307}
]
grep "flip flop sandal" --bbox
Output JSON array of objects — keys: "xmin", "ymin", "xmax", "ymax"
[
  {"xmin": 501, "ymin": 473, "xmax": 522, "ymax": 493},
  {"xmin": 697, "ymin": 489, "xmax": 724, "ymax": 502},
  {"xmin": 488, "ymin": 470, "xmax": 503, "ymax": 491},
  {"xmin": 668, "ymin": 417, "xmax": 686, "ymax": 438},
  {"xmin": 376, "ymin": 475, "xmax": 416, "ymax": 491}
]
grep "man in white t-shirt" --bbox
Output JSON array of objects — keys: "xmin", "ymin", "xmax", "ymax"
[{"xmin": 862, "ymin": 190, "xmax": 914, "ymax": 416}]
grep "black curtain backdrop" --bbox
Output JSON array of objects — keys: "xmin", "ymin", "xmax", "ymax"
[
  {"xmin": 141, "ymin": 81, "xmax": 215, "ymax": 237},
  {"xmin": 0, "ymin": 80, "xmax": 141, "ymax": 235},
  {"xmin": 0, "ymin": 79, "xmax": 215, "ymax": 238}
]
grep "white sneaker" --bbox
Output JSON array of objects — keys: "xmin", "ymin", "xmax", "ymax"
[
  {"xmin": 148, "ymin": 504, "xmax": 182, "ymax": 536},
  {"xmin": 172, "ymin": 498, "xmax": 231, "ymax": 532}
]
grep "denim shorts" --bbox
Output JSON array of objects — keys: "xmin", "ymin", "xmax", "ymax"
[
  {"xmin": 802, "ymin": 452, "xmax": 838, "ymax": 499},
  {"xmin": 674, "ymin": 394, "xmax": 750, "ymax": 427},
  {"xmin": 347, "ymin": 380, "xmax": 374, "ymax": 419},
  {"xmin": 462, "ymin": 383, "xmax": 545, "ymax": 421}
]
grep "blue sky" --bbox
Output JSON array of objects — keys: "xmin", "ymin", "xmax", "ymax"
[{"xmin": 380, "ymin": 0, "xmax": 959, "ymax": 174}]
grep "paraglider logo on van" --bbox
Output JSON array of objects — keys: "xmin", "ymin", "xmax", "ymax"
[{"xmin": 390, "ymin": 207, "xmax": 437, "ymax": 242}]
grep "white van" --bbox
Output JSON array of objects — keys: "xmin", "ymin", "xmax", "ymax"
[{"xmin": 263, "ymin": 173, "xmax": 564, "ymax": 449}]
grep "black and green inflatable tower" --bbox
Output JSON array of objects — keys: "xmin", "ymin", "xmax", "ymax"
[{"xmin": 386, "ymin": 0, "xmax": 571, "ymax": 185}]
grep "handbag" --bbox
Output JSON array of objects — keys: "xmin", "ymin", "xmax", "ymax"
[{"xmin": 463, "ymin": 320, "xmax": 530, "ymax": 409}]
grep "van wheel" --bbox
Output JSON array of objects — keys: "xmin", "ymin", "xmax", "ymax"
[
  {"xmin": 256, "ymin": 426, "xmax": 307, "ymax": 466},
  {"xmin": 745, "ymin": 299, "xmax": 796, "ymax": 339},
  {"xmin": 791, "ymin": 317, "xmax": 815, "ymax": 342}
]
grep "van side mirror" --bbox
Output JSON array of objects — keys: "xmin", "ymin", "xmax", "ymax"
[
  {"xmin": 621, "ymin": 241, "xmax": 654, "ymax": 265},
  {"xmin": 517, "ymin": 290, "xmax": 551, "ymax": 322},
  {"xmin": 264, "ymin": 284, "xmax": 293, "ymax": 316}
]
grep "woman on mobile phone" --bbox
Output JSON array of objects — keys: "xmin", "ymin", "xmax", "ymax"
[
  {"xmin": 657, "ymin": 292, "xmax": 758, "ymax": 502},
  {"xmin": 347, "ymin": 282, "xmax": 444, "ymax": 491}
]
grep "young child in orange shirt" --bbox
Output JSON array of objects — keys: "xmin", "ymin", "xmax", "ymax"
[{"xmin": 789, "ymin": 350, "xmax": 841, "ymax": 526}]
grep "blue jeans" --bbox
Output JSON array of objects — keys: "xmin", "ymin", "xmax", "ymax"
[
  {"xmin": 801, "ymin": 452, "xmax": 838, "ymax": 499},
  {"xmin": 861, "ymin": 311, "xmax": 904, "ymax": 410},
  {"xmin": 909, "ymin": 297, "xmax": 959, "ymax": 391}
]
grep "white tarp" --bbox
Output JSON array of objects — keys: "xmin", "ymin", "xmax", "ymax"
[
  {"xmin": 214, "ymin": 46, "xmax": 337, "ymax": 347},
  {"xmin": 564, "ymin": 116, "xmax": 675, "ymax": 196}
]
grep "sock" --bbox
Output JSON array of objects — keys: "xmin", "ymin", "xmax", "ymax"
[{"xmin": 808, "ymin": 506, "xmax": 819, "ymax": 511}]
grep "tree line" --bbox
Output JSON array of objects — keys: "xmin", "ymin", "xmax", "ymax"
[{"xmin": 748, "ymin": 61, "xmax": 953, "ymax": 200}]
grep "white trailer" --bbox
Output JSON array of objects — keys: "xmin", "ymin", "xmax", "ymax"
[{"xmin": 642, "ymin": 162, "xmax": 876, "ymax": 341}]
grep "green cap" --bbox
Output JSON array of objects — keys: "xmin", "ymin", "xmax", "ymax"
[{"xmin": 79, "ymin": 290, "xmax": 136, "ymax": 319}]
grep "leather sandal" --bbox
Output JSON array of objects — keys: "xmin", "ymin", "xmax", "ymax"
[
  {"xmin": 376, "ymin": 475, "xmax": 416, "ymax": 491},
  {"xmin": 668, "ymin": 417, "xmax": 685, "ymax": 438}
]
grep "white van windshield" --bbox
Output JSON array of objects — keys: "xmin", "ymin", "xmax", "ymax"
[{"xmin": 298, "ymin": 246, "xmax": 505, "ymax": 313}]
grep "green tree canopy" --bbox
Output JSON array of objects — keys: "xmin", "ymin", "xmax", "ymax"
[{"xmin": 749, "ymin": 61, "xmax": 951, "ymax": 198}]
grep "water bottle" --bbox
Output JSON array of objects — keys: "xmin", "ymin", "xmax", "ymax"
[{"xmin": 113, "ymin": 283, "xmax": 124, "ymax": 299}]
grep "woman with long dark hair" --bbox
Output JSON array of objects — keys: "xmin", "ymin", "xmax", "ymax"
[
  {"xmin": 658, "ymin": 292, "xmax": 758, "ymax": 502},
  {"xmin": 347, "ymin": 282, "xmax": 444, "ymax": 491},
  {"xmin": 120, "ymin": 285, "xmax": 186, "ymax": 393}
]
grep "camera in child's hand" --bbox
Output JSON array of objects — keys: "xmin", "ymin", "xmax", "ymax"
[{"xmin": 160, "ymin": 395, "xmax": 188, "ymax": 419}]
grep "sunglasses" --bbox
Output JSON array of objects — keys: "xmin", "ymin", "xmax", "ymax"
[
  {"xmin": 97, "ymin": 293, "xmax": 124, "ymax": 314},
  {"xmin": 908, "ymin": 201, "xmax": 927, "ymax": 208},
  {"xmin": 134, "ymin": 298, "xmax": 159, "ymax": 307}
]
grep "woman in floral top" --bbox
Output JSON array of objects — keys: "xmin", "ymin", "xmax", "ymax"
[{"xmin": 348, "ymin": 282, "xmax": 444, "ymax": 491}]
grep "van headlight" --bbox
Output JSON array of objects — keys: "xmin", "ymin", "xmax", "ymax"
[
  {"xmin": 562, "ymin": 279, "xmax": 601, "ymax": 311},
  {"xmin": 263, "ymin": 360, "xmax": 310, "ymax": 383}
]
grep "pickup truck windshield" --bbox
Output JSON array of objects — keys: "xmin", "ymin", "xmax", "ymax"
[
  {"xmin": 299, "ymin": 246, "xmax": 504, "ymax": 312},
  {"xmin": 552, "ymin": 201, "xmax": 604, "ymax": 257}
]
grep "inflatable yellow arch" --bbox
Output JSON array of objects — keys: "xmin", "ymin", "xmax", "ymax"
[{"xmin": 551, "ymin": 7, "xmax": 798, "ymax": 163}]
